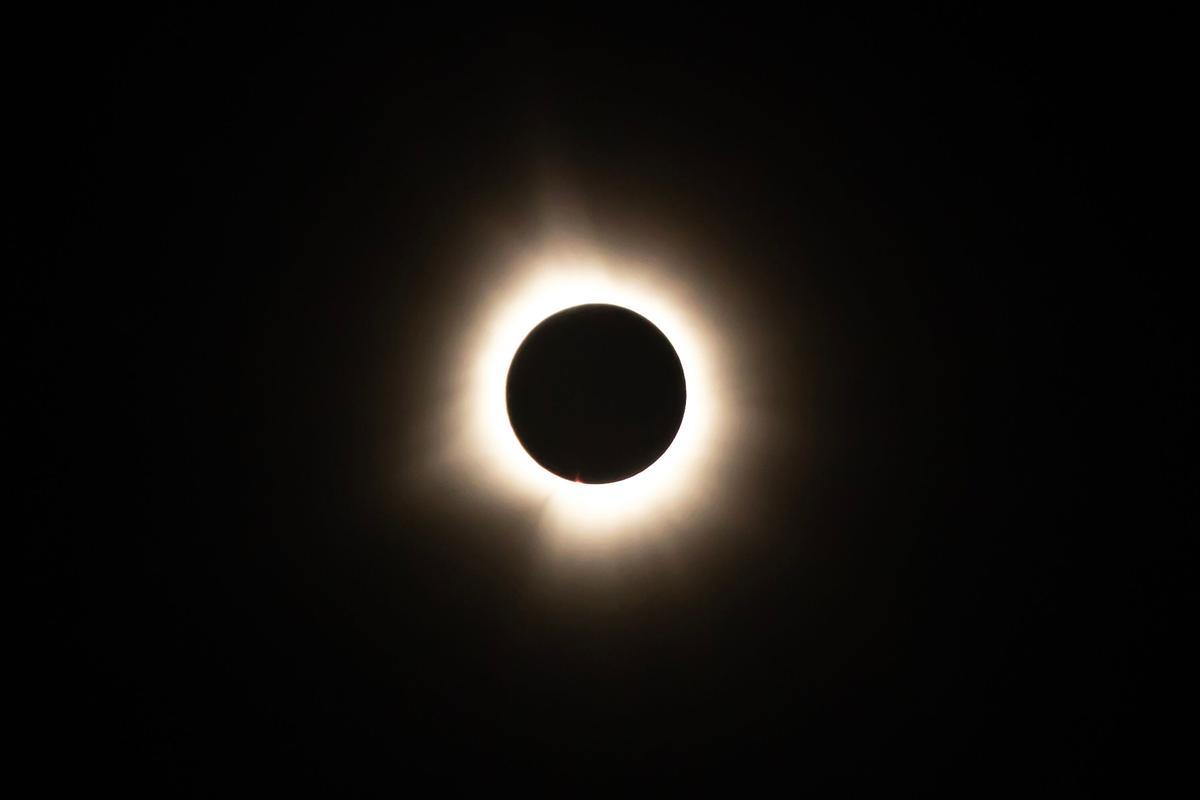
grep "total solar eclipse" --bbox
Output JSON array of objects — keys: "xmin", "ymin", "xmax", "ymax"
[{"xmin": 505, "ymin": 303, "xmax": 687, "ymax": 484}]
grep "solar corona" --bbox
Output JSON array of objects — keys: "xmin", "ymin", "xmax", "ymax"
[{"xmin": 431, "ymin": 247, "xmax": 743, "ymax": 545}]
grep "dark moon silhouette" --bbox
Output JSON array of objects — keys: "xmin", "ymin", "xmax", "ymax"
[{"xmin": 505, "ymin": 304, "xmax": 687, "ymax": 484}]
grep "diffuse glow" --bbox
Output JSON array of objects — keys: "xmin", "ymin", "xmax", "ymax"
[{"xmin": 433, "ymin": 242, "xmax": 741, "ymax": 547}]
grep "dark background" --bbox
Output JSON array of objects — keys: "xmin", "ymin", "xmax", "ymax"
[{"xmin": 16, "ymin": 7, "xmax": 1189, "ymax": 794}]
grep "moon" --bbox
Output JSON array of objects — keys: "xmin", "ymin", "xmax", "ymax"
[{"xmin": 506, "ymin": 304, "xmax": 687, "ymax": 484}]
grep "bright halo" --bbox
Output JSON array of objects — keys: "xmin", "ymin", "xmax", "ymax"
[{"xmin": 433, "ymin": 242, "xmax": 738, "ymax": 547}]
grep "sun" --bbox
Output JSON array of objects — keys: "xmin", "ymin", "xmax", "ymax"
[{"xmin": 429, "ymin": 241, "xmax": 741, "ymax": 548}]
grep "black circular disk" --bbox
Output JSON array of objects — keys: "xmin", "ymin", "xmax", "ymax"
[{"xmin": 505, "ymin": 304, "xmax": 687, "ymax": 484}]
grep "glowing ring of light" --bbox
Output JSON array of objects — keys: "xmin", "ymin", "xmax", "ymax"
[{"xmin": 438, "ymin": 246, "xmax": 735, "ymax": 545}]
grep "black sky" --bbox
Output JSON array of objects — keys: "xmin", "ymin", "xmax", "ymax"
[{"xmin": 16, "ymin": 8, "xmax": 1189, "ymax": 794}]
